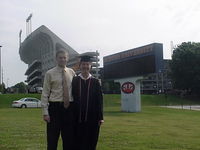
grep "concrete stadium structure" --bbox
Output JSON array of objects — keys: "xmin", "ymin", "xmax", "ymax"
[{"xmin": 19, "ymin": 25, "xmax": 99, "ymax": 92}]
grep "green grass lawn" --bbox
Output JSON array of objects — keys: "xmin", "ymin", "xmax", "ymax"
[{"xmin": 0, "ymin": 94, "xmax": 200, "ymax": 150}]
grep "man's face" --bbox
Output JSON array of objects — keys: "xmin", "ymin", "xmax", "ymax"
[
  {"xmin": 79, "ymin": 61, "xmax": 91, "ymax": 73},
  {"xmin": 56, "ymin": 52, "xmax": 68, "ymax": 67}
]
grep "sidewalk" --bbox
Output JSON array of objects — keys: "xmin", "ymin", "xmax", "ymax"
[{"xmin": 160, "ymin": 105, "xmax": 200, "ymax": 111}]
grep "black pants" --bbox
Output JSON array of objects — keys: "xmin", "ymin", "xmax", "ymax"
[
  {"xmin": 75, "ymin": 121, "xmax": 100, "ymax": 150},
  {"xmin": 47, "ymin": 102, "xmax": 75, "ymax": 150}
]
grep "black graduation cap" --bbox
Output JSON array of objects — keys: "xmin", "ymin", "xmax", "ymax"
[{"xmin": 79, "ymin": 55, "xmax": 93, "ymax": 62}]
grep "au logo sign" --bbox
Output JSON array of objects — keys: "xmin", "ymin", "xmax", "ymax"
[{"xmin": 121, "ymin": 82, "xmax": 135, "ymax": 94}]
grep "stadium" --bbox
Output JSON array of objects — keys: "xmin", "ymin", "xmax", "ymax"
[
  {"xmin": 103, "ymin": 43, "xmax": 172, "ymax": 94},
  {"xmin": 19, "ymin": 25, "xmax": 99, "ymax": 92}
]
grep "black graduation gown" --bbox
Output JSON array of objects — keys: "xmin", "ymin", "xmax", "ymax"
[{"xmin": 72, "ymin": 76, "xmax": 103, "ymax": 150}]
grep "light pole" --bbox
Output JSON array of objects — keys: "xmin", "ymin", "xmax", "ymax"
[
  {"xmin": 156, "ymin": 72, "xmax": 159, "ymax": 94},
  {"xmin": 161, "ymin": 72, "xmax": 164, "ymax": 93},
  {"xmin": 26, "ymin": 13, "xmax": 33, "ymax": 37},
  {"xmin": 19, "ymin": 30, "xmax": 22, "ymax": 47},
  {"xmin": 95, "ymin": 50, "xmax": 100, "ymax": 79},
  {"xmin": 7, "ymin": 78, "xmax": 9, "ymax": 88},
  {"xmin": 159, "ymin": 70, "xmax": 164, "ymax": 93},
  {"xmin": 0, "ymin": 45, "xmax": 2, "ymax": 85},
  {"xmin": 2, "ymin": 67, "xmax": 3, "ymax": 85}
]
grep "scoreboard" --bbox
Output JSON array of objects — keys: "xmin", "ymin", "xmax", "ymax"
[{"xmin": 103, "ymin": 43, "xmax": 163, "ymax": 79}]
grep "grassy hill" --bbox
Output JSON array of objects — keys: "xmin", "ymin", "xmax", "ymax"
[
  {"xmin": 104, "ymin": 94, "xmax": 200, "ymax": 108},
  {"xmin": 1, "ymin": 94, "xmax": 200, "ymax": 149},
  {"xmin": 0, "ymin": 93, "xmax": 198, "ymax": 108}
]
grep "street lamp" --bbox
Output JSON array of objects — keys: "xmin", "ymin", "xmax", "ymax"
[
  {"xmin": 7, "ymin": 78, "xmax": 9, "ymax": 88},
  {"xmin": 159, "ymin": 69, "xmax": 164, "ymax": 93},
  {"xmin": 0, "ymin": 45, "xmax": 2, "ymax": 84}
]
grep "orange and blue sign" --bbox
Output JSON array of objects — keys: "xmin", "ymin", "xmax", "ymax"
[{"xmin": 121, "ymin": 82, "xmax": 135, "ymax": 94}]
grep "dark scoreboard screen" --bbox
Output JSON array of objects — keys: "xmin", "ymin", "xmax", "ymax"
[{"xmin": 103, "ymin": 43, "xmax": 163, "ymax": 79}]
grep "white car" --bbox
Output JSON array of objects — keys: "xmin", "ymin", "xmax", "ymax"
[{"xmin": 12, "ymin": 97, "xmax": 41, "ymax": 108}]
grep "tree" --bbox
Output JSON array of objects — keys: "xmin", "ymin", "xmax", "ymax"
[
  {"xmin": 102, "ymin": 80, "xmax": 120, "ymax": 94},
  {"xmin": 13, "ymin": 82, "xmax": 27, "ymax": 93},
  {"xmin": 0, "ymin": 82, "xmax": 6, "ymax": 93},
  {"xmin": 170, "ymin": 42, "xmax": 200, "ymax": 95}
]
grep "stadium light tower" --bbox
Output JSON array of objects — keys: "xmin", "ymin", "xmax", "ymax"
[
  {"xmin": 26, "ymin": 13, "xmax": 33, "ymax": 37},
  {"xmin": 19, "ymin": 29, "xmax": 22, "ymax": 47}
]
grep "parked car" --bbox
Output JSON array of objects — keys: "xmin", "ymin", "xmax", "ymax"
[
  {"xmin": 28, "ymin": 87, "xmax": 43, "ymax": 93},
  {"xmin": 12, "ymin": 97, "xmax": 41, "ymax": 108},
  {"xmin": 36, "ymin": 87, "xmax": 43, "ymax": 93}
]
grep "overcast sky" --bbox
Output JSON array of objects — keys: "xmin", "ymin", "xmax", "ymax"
[{"xmin": 1, "ymin": 0, "xmax": 200, "ymax": 87}]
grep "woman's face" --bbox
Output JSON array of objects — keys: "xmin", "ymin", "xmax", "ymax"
[{"xmin": 79, "ymin": 61, "xmax": 92, "ymax": 73}]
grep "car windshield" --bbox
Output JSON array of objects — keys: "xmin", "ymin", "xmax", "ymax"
[{"xmin": 19, "ymin": 98, "xmax": 25, "ymax": 101}]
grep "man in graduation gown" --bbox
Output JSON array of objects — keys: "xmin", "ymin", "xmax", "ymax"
[{"xmin": 72, "ymin": 55, "xmax": 104, "ymax": 150}]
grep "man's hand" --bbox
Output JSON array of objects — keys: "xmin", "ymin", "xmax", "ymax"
[
  {"xmin": 99, "ymin": 120, "xmax": 104, "ymax": 126},
  {"xmin": 43, "ymin": 115, "xmax": 50, "ymax": 123}
]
